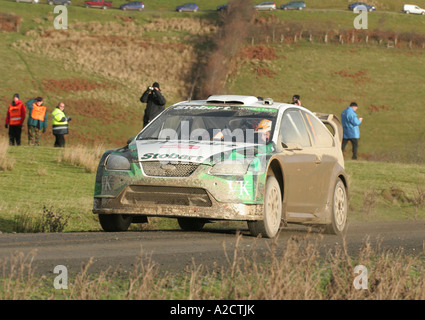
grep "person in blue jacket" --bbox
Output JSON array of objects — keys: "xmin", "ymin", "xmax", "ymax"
[{"xmin": 341, "ymin": 102, "xmax": 363, "ymax": 160}]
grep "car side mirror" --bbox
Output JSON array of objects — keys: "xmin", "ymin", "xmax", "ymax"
[{"xmin": 281, "ymin": 142, "xmax": 303, "ymax": 151}]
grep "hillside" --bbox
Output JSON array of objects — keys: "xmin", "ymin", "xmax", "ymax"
[{"xmin": 0, "ymin": 0, "xmax": 425, "ymax": 162}]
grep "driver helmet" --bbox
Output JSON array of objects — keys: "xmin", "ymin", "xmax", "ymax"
[{"xmin": 255, "ymin": 119, "xmax": 272, "ymax": 133}]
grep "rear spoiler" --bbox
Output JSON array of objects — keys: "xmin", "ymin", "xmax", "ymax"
[{"xmin": 314, "ymin": 113, "xmax": 343, "ymax": 145}]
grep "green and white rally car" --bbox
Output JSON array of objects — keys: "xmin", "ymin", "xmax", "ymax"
[{"xmin": 93, "ymin": 95, "xmax": 348, "ymax": 238}]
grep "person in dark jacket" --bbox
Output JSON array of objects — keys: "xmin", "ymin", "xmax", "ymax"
[
  {"xmin": 291, "ymin": 94, "xmax": 302, "ymax": 106},
  {"xmin": 5, "ymin": 93, "xmax": 26, "ymax": 146},
  {"xmin": 26, "ymin": 97, "xmax": 48, "ymax": 146},
  {"xmin": 52, "ymin": 102, "xmax": 71, "ymax": 148},
  {"xmin": 140, "ymin": 82, "xmax": 166, "ymax": 127}
]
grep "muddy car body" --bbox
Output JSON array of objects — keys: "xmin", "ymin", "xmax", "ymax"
[{"xmin": 93, "ymin": 95, "xmax": 348, "ymax": 237}]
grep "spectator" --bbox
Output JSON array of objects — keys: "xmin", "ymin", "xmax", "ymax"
[
  {"xmin": 140, "ymin": 82, "xmax": 166, "ymax": 127},
  {"xmin": 52, "ymin": 102, "xmax": 71, "ymax": 148},
  {"xmin": 5, "ymin": 93, "xmax": 26, "ymax": 146},
  {"xmin": 341, "ymin": 102, "xmax": 363, "ymax": 160},
  {"xmin": 26, "ymin": 97, "xmax": 48, "ymax": 146},
  {"xmin": 291, "ymin": 94, "xmax": 302, "ymax": 106}
]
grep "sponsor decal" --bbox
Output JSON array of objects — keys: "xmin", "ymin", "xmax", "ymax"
[
  {"xmin": 140, "ymin": 152, "xmax": 204, "ymax": 162},
  {"xmin": 174, "ymin": 105, "xmax": 231, "ymax": 110}
]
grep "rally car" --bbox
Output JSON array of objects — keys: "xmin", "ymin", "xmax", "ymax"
[{"xmin": 93, "ymin": 95, "xmax": 348, "ymax": 238}]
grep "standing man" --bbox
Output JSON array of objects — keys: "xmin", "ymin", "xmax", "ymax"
[
  {"xmin": 341, "ymin": 102, "xmax": 363, "ymax": 160},
  {"xmin": 26, "ymin": 97, "xmax": 48, "ymax": 146},
  {"xmin": 140, "ymin": 82, "xmax": 166, "ymax": 127},
  {"xmin": 52, "ymin": 102, "xmax": 71, "ymax": 148},
  {"xmin": 5, "ymin": 93, "xmax": 26, "ymax": 146}
]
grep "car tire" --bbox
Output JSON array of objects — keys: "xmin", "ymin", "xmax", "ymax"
[
  {"xmin": 248, "ymin": 176, "xmax": 282, "ymax": 238},
  {"xmin": 324, "ymin": 178, "xmax": 348, "ymax": 236},
  {"xmin": 99, "ymin": 214, "xmax": 132, "ymax": 232},
  {"xmin": 177, "ymin": 218, "xmax": 206, "ymax": 231}
]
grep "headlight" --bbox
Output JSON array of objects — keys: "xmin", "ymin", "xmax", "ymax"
[
  {"xmin": 209, "ymin": 159, "xmax": 251, "ymax": 176},
  {"xmin": 105, "ymin": 154, "xmax": 131, "ymax": 171}
]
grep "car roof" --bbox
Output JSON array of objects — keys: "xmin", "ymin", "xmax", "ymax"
[{"xmin": 171, "ymin": 94, "xmax": 311, "ymax": 114}]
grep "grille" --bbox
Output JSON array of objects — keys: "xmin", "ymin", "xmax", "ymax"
[
  {"xmin": 122, "ymin": 186, "xmax": 212, "ymax": 207},
  {"xmin": 141, "ymin": 161, "xmax": 200, "ymax": 177}
]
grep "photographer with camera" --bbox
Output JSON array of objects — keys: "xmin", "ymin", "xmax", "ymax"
[
  {"xmin": 291, "ymin": 94, "xmax": 302, "ymax": 106},
  {"xmin": 140, "ymin": 82, "xmax": 166, "ymax": 127}
]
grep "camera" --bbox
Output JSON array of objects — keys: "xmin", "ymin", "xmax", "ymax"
[{"xmin": 148, "ymin": 87, "xmax": 154, "ymax": 91}]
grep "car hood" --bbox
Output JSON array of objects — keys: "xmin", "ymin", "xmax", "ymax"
[{"xmin": 135, "ymin": 140, "xmax": 260, "ymax": 164}]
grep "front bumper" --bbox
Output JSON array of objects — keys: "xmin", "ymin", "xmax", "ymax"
[{"xmin": 93, "ymin": 161, "xmax": 266, "ymax": 221}]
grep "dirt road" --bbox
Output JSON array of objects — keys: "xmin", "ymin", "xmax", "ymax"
[{"xmin": 0, "ymin": 221, "xmax": 424, "ymax": 275}]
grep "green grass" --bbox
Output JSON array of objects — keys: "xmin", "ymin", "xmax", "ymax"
[
  {"xmin": 230, "ymin": 42, "xmax": 425, "ymax": 159},
  {"xmin": 345, "ymin": 160, "xmax": 425, "ymax": 222},
  {"xmin": 0, "ymin": 146, "xmax": 99, "ymax": 232}
]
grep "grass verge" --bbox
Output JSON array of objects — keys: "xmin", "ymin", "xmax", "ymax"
[{"xmin": 1, "ymin": 235, "xmax": 424, "ymax": 299}]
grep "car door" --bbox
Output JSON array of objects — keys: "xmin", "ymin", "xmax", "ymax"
[
  {"xmin": 301, "ymin": 110, "xmax": 338, "ymax": 211},
  {"xmin": 278, "ymin": 109, "xmax": 321, "ymax": 217}
]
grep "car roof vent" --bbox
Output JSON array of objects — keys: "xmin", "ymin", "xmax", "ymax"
[
  {"xmin": 206, "ymin": 95, "xmax": 259, "ymax": 105},
  {"xmin": 263, "ymin": 98, "xmax": 273, "ymax": 105}
]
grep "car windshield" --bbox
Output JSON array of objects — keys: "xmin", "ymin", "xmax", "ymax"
[{"xmin": 137, "ymin": 105, "xmax": 278, "ymax": 145}]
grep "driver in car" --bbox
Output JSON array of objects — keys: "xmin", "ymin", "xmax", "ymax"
[{"xmin": 255, "ymin": 119, "xmax": 272, "ymax": 144}]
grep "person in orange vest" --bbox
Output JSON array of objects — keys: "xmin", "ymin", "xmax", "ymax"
[
  {"xmin": 25, "ymin": 97, "xmax": 48, "ymax": 146},
  {"xmin": 5, "ymin": 93, "xmax": 26, "ymax": 146}
]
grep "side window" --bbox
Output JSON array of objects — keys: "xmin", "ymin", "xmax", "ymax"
[
  {"xmin": 280, "ymin": 109, "xmax": 311, "ymax": 147},
  {"xmin": 302, "ymin": 112, "xmax": 334, "ymax": 148}
]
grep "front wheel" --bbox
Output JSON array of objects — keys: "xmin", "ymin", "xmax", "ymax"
[
  {"xmin": 248, "ymin": 176, "xmax": 282, "ymax": 238},
  {"xmin": 99, "ymin": 214, "xmax": 132, "ymax": 232},
  {"xmin": 324, "ymin": 178, "xmax": 348, "ymax": 236}
]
